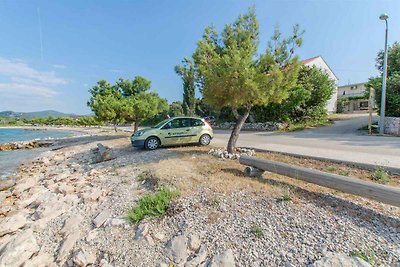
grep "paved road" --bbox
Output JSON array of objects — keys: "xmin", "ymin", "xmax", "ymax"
[{"xmin": 212, "ymin": 114, "xmax": 400, "ymax": 169}]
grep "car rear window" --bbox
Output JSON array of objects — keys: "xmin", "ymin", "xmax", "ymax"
[{"xmin": 191, "ymin": 118, "xmax": 205, "ymax": 127}]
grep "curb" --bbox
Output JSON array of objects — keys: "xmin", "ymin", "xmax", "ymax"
[{"xmin": 247, "ymin": 147, "xmax": 400, "ymax": 176}]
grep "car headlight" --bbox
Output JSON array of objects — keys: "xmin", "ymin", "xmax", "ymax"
[{"xmin": 134, "ymin": 131, "xmax": 144, "ymax": 137}]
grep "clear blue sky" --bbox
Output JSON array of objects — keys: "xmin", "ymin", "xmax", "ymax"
[{"xmin": 0, "ymin": 0, "xmax": 399, "ymax": 114}]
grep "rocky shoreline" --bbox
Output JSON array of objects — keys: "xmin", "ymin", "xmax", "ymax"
[
  {"xmin": 0, "ymin": 140, "xmax": 54, "ymax": 151},
  {"xmin": 0, "ymin": 135, "xmax": 399, "ymax": 266}
]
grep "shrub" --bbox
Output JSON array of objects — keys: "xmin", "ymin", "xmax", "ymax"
[
  {"xmin": 250, "ymin": 225, "xmax": 264, "ymax": 238},
  {"xmin": 372, "ymin": 167, "xmax": 390, "ymax": 183},
  {"xmin": 126, "ymin": 186, "xmax": 175, "ymax": 223},
  {"xmin": 350, "ymin": 250, "xmax": 376, "ymax": 265}
]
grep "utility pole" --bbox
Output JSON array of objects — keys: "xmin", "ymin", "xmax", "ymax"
[{"xmin": 379, "ymin": 13, "xmax": 389, "ymax": 135}]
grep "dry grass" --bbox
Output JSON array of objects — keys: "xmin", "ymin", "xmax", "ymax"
[{"xmin": 136, "ymin": 146, "xmax": 283, "ymax": 197}]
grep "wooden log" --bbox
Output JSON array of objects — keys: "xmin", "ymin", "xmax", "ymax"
[
  {"xmin": 239, "ymin": 155, "xmax": 400, "ymax": 207},
  {"xmin": 244, "ymin": 166, "xmax": 264, "ymax": 177}
]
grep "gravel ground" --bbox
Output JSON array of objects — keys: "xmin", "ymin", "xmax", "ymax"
[{"xmin": 0, "ymin": 135, "xmax": 399, "ymax": 267}]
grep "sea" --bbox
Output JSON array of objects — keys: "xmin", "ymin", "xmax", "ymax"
[{"xmin": 0, "ymin": 128, "xmax": 75, "ymax": 179}]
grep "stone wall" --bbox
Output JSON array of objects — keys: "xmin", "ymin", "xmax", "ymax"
[
  {"xmin": 384, "ymin": 117, "xmax": 400, "ymax": 136},
  {"xmin": 213, "ymin": 122, "xmax": 287, "ymax": 131}
]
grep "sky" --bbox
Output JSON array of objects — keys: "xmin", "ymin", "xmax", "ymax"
[{"xmin": 0, "ymin": 0, "xmax": 399, "ymax": 114}]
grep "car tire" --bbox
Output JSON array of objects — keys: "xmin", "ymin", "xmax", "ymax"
[
  {"xmin": 199, "ymin": 134, "xmax": 211, "ymax": 146},
  {"xmin": 145, "ymin": 137, "xmax": 160, "ymax": 150}
]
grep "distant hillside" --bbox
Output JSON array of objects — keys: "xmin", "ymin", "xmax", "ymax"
[{"xmin": 0, "ymin": 110, "xmax": 77, "ymax": 119}]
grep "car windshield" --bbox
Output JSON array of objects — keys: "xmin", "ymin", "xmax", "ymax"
[{"xmin": 152, "ymin": 118, "xmax": 170, "ymax": 128}]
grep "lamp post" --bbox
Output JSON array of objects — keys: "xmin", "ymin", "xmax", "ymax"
[{"xmin": 379, "ymin": 13, "xmax": 389, "ymax": 135}]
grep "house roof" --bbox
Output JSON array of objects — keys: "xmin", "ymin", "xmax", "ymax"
[
  {"xmin": 302, "ymin": 55, "xmax": 339, "ymax": 81},
  {"xmin": 301, "ymin": 56, "xmax": 321, "ymax": 64}
]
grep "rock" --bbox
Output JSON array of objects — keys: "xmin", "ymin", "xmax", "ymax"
[
  {"xmin": 81, "ymin": 188, "xmax": 103, "ymax": 202},
  {"xmin": 166, "ymin": 234, "xmax": 188, "ymax": 264},
  {"xmin": 108, "ymin": 218, "xmax": 126, "ymax": 227},
  {"xmin": 0, "ymin": 191, "xmax": 11, "ymax": 203},
  {"xmin": 209, "ymin": 249, "xmax": 236, "ymax": 267},
  {"xmin": 63, "ymin": 194, "xmax": 80, "ymax": 206},
  {"xmin": 311, "ymin": 253, "xmax": 372, "ymax": 267},
  {"xmin": 0, "ymin": 234, "xmax": 15, "ymax": 253},
  {"xmin": 32, "ymin": 197, "xmax": 67, "ymax": 228},
  {"xmin": 188, "ymin": 233, "xmax": 201, "ymax": 251},
  {"xmin": 73, "ymin": 249, "xmax": 96, "ymax": 267},
  {"xmin": 23, "ymin": 253, "xmax": 55, "ymax": 267},
  {"xmin": 62, "ymin": 214, "xmax": 84, "ymax": 236},
  {"xmin": 100, "ymin": 259, "xmax": 113, "ymax": 267},
  {"xmin": 145, "ymin": 234, "xmax": 155, "ymax": 246},
  {"xmin": 93, "ymin": 210, "xmax": 111, "ymax": 228},
  {"xmin": 86, "ymin": 230, "xmax": 98, "ymax": 242},
  {"xmin": 89, "ymin": 169, "xmax": 100, "ymax": 176},
  {"xmin": 0, "ymin": 179, "xmax": 15, "ymax": 191},
  {"xmin": 152, "ymin": 231, "xmax": 166, "ymax": 241},
  {"xmin": 0, "ymin": 229, "xmax": 40, "ymax": 267},
  {"xmin": 57, "ymin": 183, "xmax": 75, "ymax": 195},
  {"xmin": 0, "ymin": 212, "xmax": 29, "ymax": 237},
  {"xmin": 94, "ymin": 143, "xmax": 115, "ymax": 163},
  {"xmin": 134, "ymin": 222, "xmax": 149, "ymax": 240},
  {"xmin": 185, "ymin": 244, "xmax": 208, "ymax": 267},
  {"xmin": 13, "ymin": 177, "xmax": 36, "ymax": 195},
  {"xmin": 57, "ymin": 231, "xmax": 82, "ymax": 262}
]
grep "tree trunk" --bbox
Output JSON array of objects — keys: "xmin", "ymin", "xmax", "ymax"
[
  {"xmin": 134, "ymin": 121, "xmax": 139, "ymax": 133},
  {"xmin": 114, "ymin": 123, "xmax": 118, "ymax": 132},
  {"xmin": 227, "ymin": 108, "xmax": 250, "ymax": 154}
]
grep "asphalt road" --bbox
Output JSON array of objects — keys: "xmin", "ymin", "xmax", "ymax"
[{"xmin": 212, "ymin": 114, "xmax": 400, "ymax": 169}]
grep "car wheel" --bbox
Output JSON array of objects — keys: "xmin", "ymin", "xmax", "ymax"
[
  {"xmin": 199, "ymin": 134, "xmax": 211, "ymax": 146},
  {"xmin": 145, "ymin": 137, "xmax": 160, "ymax": 150}
]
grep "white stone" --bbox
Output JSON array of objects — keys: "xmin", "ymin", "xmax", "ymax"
[
  {"xmin": 185, "ymin": 244, "xmax": 208, "ymax": 267},
  {"xmin": 188, "ymin": 233, "xmax": 201, "ymax": 251},
  {"xmin": 0, "ymin": 212, "xmax": 29, "ymax": 237},
  {"xmin": 13, "ymin": 177, "xmax": 36, "ymax": 195},
  {"xmin": 93, "ymin": 210, "xmax": 111, "ymax": 228},
  {"xmin": 311, "ymin": 253, "xmax": 372, "ymax": 267},
  {"xmin": 209, "ymin": 249, "xmax": 236, "ymax": 267},
  {"xmin": 73, "ymin": 249, "xmax": 96, "ymax": 267},
  {"xmin": 166, "ymin": 234, "xmax": 188, "ymax": 264},
  {"xmin": 57, "ymin": 231, "xmax": 82, "ymax": 263},
  {"xmin": 23, "ymin": 253, "xmax": 55, "ymax": 267},
  {"xmin": 0, "ymin": 229, "xmax": 40, "ymax": 267},
  {"xmin": 57, "ymin": 183, "xmax": 75, "ymax": 195},
  {"xmin": 62, "ymin": 214, "xmax": 84, "ymax": 236}
]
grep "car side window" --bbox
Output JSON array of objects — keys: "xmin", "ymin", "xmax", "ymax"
[
  {"xmin": 161, "ymin": 121, "xmax": 172, "ymax": 129},
  {"xmin": 162, "ymin": 118, "xmax": 193, "ymax": 129},
  {"xmin": 191, "ymin": 119, "xmax": 205, "ymax": 127}
]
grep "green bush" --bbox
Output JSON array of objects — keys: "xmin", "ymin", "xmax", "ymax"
[
  {"xmin": 251, "ymin": 65, "xmax": 334, "ymax": 124},
  {"xmin": 126, "ymin": 186, "xmax": 175, "ymax": 223},
  {"xmin": 367, "ymin": 42, "xmax": 400, "ymax": 117}
]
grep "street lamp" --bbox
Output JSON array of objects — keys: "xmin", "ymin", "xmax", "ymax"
[{"xmin": 379, "ymin": 13, "xmax": 389, "ymax": 135}]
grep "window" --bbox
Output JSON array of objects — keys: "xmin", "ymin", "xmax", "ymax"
[
  {"xmin": 191, "ymin": 118, "xmax": 205, "ymax": 127},
  {"xmin": 163, "ymin": 118, "xmax": 191, "ymax": 129}
]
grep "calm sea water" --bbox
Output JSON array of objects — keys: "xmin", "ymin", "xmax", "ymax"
[{"xmin": 0, "ymin": 128, "xmax": 75, "ymax": 179}]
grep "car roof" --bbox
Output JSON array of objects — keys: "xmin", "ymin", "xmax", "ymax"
[{"xmin": 170, "ymin": 116, "xmax": 204, "ymax": 119}]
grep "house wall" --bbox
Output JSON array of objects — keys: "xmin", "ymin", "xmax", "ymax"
[
  {"xmin": 338, "ymin": 83, "xmax": 367, "ymax": 98},
  {"xmin": 304, "ymin": 57, "xmax": 338, "ymax": 113}
]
